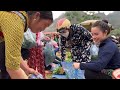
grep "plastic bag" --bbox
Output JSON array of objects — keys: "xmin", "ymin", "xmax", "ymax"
[
  {"xmin": 28, "ymin": 74, "xmax": 44, "ymax": 79},
  {"xmin": 52, "ymin": 75, "xmax": 67, "ymax": 79},
  {"xmin": 44, "ymin": 42, "xmax": 56, "ymax": 66},
  {"xmin": 22, "ymin": 28, "xmax": 37, "ymax": 49},
  {"xmin": 90, "ymin": 44, "xmax": 99, "ymax": 60},
  {"xmin": 61, "ymin": 61, "xmax": 85, "ymax": 79}
]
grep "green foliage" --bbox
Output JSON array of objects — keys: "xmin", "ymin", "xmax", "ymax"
[
  {"xmin": 65, "ymin": 11, "xmax": 100, "ymax": 24},
  {"xmin": 110, "ymin": 28, "xmax": 120, "ymax": 36},
  {"xmin": 45, "ymin": 11, "xmax": 120, "ymax": 32},
  {"xmin": 65, "ymin": 11, "xmax": 120, "ymax": 37},
  {"xmin": 65, "ymin": 51, "xmax": 72, "ymax": 62},
  {"xmin": 52, "ymin": 66, "xmax": 64, "ymax": 75}
]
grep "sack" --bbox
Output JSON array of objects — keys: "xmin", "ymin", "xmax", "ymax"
[
  {"xmin": 61, "ymin": 61, "xmax": 85, "ymax": 79},
  {"xmin": 80, "ymin": 20, "xmax": 98, "ymax": 31},
  {"xmin": 90, "ymin": 44, "xmax": 99, "ymax": 60},
  {"xmin": 22, "ymin": 28, "xmax": 37, "ymax": 49},
  {"xmin": 44, "ymin": 42, "xmax": 56, "ymax": 66},
  {"xmin": 80, "ymin": 20, "xmax": 114, "ymax": 31}
]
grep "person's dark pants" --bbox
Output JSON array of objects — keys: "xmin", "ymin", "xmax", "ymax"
[
  {"xmin": 0, "ymin": 42, "xmax": 10, "ymax": 79},
  {"xmin": 84, "ymin": 69, "xmax": 112, "ymax": 79},
  {"xmin": 0, "ymin": 70, "xmax": 10, "ymax": 79},
  {"xmin": 21, "ymin": 48, "xmax": 30, "ymax": 60}
]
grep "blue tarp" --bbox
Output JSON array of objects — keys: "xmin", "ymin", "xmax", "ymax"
[
  {"xmin": 52, "ymin": 75, "xmax": 67, "ymax": 79},
  {"xmin": 52, "ymin": 61, "xmax": 85, "ymax": 79},
  {"xmin": 61, "ymin": 62, "xmax": 85, "ymax": 79}
]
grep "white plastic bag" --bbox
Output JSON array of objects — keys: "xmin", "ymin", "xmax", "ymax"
[
  {"xmin": 22, "ymin": 28, "xmax": 37, "ymax": 49},
  {"xmin": 28, "ymin": 74, "xmax": 44, "ymax": 79},
  {"xmin": 90, "ymin": 44, "xmax": 99, "ymax": 60},
  {"xmin": 44, "ymin": 42, "xmax": 56, "ymax": 66}
]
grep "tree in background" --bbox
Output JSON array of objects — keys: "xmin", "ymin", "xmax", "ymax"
[
  {"xmin": 65, "ymin": 11, "xmax": 100, "ymax": 24},
  {"xmin": 110, "ymin": 28, "xmax": 120, "ymax": 37}
]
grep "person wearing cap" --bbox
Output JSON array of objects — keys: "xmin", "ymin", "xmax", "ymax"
[
  {"xmin": 0, "ymin": 11, "xmax": 53, "ymax": 79},
  {"xmin": 56, "ymin": 18, "xmax": 93, "ymax": 63}
]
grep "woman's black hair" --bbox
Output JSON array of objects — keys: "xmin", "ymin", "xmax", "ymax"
[
  {"xmin": 92, "ymin": 20, "xmax": 110, "ymax": 35},
  {"xmin": 102, "ymin": 19, "xmax": 108, "ymax": 24},
  {"xmin": 27, "ymin": 11, "xmax": 53, "ymax": 21}
]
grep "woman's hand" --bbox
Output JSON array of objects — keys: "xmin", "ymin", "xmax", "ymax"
[
  {"xmin": 25, "ymin": 68, "xmax": 40, "ymax": 76},
  {"xmin": 20, "ymin": 58, "xmax": 40, "ymax": 76},
  {"xmin": 73, "ymin": 62, "xmax": 80, "ymax": 69}
]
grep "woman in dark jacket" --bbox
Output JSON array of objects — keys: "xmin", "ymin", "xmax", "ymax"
[{"xmin": 73, "ymin": 21, "xmax": 120, "ymax": 79}]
